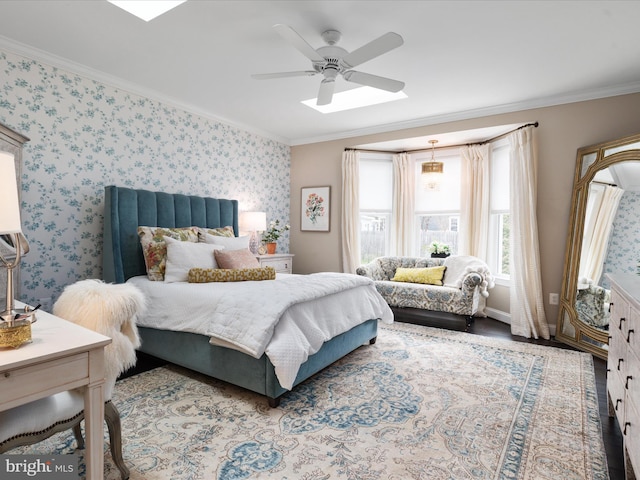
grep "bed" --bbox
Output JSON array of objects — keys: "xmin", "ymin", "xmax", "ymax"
[{"xmin": 102, "ymin": 185, "xmax": 392, "ymax": 406}]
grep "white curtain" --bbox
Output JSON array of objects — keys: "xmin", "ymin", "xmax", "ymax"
[
  {"xmin": 509, "ymin": 126, "xmax": 550, "ymax": 339},
  {"xmin": 579, "ymin": 184, "xmax": 623, "ymax": 284},
  {"xmin": 341, "ymin": 150, "xmax": 361, "ymax": 273},
  {"xmin": 460, "ymin": 144, "xmax": 490, "ymax": 258},
  {"xmin": 391, "ymin": 153, "xmax": 415, "ymax": 256}
]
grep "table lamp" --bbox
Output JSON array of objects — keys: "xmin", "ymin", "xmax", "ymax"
[
  {"xmin": 239, "ymin": 211, "xmax": 266, "ymax": 255},
  {"xmin": 0, "ymin": 151, "xmax": 34, "ymax": 347}
]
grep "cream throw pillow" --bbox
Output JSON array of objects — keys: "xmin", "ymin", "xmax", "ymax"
[
  {"xmin": 164, "ymin": 236, "xmax": 224, "ymax": 283},
  {"xmin": 203, "ymin": 233, "xmax": 250, "ymax": 250}
]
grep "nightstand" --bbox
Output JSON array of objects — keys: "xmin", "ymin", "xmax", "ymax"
[{"xmin": 256, "ymin": 253, "xmax": 294, "ymax": 274}]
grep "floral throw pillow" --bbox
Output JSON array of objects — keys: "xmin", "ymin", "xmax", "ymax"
[
  {"xmin": 198, "ymin": 226, "xmax": 235, "ymax": 240},
  {"xmin": 138, "ymin": 226, "xmax": 200, "ymax": 281}
]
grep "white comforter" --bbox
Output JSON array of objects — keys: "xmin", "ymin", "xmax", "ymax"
[{"xmin": 127, "ymin": 273, "xmax": 393, "ymax": 389}]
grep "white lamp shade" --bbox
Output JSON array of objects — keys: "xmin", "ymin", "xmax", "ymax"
[
  {"xmin": 0, "ymin": 151, "xmax": 22, "ymax": 234},
  {"xmin": 239, "ymin": 211, "xmax": 266, "ymax": 233}
]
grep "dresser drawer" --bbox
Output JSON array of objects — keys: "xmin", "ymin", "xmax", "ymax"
[
  {"xmin": 626, "ymin": 348, "xmax": 640, "ymax": 412},
  {"xmin": 608, "ymin": 368, "xmax": 627, "ymax": 425},
  {"xmin": 608, "ymin": 329, "xmax": 628, "ymax": 378},
  {"xmin": 625, "ymin": 396, "xmax": 640, "ymax": 477},
  {"xmin": 610, "ymin": 289, "xmax": 631, "ymax": 332},
  {"xmin": 628, "ymin": 304, "xmax": 640, "ymax": 352}
]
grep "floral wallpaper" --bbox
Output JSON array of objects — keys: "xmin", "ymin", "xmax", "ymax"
[
  {"xmin": 0, "ymin": 49, "xmax": 290, "ymax": 308},
  {"xmin": 601, "ymin": 191, "xmax": 640, "ymax": 289}
]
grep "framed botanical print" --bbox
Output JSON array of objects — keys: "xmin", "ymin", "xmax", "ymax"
[{"xmin": 301, "ymin": 186, "xmax": 330, "ymax": 232}]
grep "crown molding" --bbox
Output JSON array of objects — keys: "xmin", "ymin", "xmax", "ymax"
[
  {"xmin": 3, "ymin": 34, "xmax": 640, "ymax": 149},
  {"xmin": 0, "ymin": 35, "xmax": 289, "ymax": 146},
  {"xmin": 290, "ymin": 81, "xmax": 640, "ymax": 146}
]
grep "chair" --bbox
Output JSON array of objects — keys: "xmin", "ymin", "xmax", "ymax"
[{"xmin": 0, "ymin": 279, "xmax": 145, "ymax": 480}]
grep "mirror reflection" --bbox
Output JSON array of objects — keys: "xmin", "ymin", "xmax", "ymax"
[{"xmin": 557, "ymin": 133, "xmax": 640, "ymax": 358}]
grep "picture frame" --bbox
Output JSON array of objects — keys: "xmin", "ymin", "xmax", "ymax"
[{"xmin": 301, "ymin": 186, "xmax": 330, "ymax": 232}]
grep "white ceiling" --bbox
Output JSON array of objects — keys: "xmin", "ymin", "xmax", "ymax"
[
  {"xmin": 1, "ymin": 1, "xmax": 639, "ymax": 147},
  {"xmin": 595, "ymin": 162, "xmax": 640, "ymax": 192}
]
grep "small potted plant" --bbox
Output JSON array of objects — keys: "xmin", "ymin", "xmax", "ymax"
[
  {"xmin": 428, "ymin": 241, "xmax": 451, "ymax": 258},
  {"xmin": 262, "ymin": 219, "xmax": 290, "ymax": 254}
]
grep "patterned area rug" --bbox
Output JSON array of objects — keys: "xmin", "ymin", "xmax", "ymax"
[{"xmin": 12, "ymin": 322, "xmax": 608, "ymax": 479}]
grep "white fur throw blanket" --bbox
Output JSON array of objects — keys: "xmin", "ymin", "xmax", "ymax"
[
  {"xmin": 443, "ymin": 255, "xmax": 495, "ymax": 297},
  {"xmin": 53, "ymin": 279, "xmax": 146, "ymax": 399}
]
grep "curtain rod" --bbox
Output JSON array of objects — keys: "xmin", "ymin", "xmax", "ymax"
[
  {"xmin": 345, "ymin": 122, "xmax": 539, "ymax": 155},
  {"xmin": 591, "ymin": 180, "xmax": 618, "ymax": 187}
]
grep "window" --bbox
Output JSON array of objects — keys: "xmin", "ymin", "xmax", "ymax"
[
  {"xmin": 356, "ymin": 133, "xmax": 512, "ymax": 281},
  {"xmin": 359, "ymin": 153, "xmax": 393, "ymax": 264},
  {"xmin": 413, "ymin": 149, "xmax": 461, "ymax": 256},
  {"xmin": 488, "ymin": 140, "xmax": 510, "ymax": 277}
]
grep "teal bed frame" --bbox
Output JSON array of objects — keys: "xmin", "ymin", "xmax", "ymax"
[{"xmin": 102, "ymin": 186, "xmax": 378, "ymax": 407}]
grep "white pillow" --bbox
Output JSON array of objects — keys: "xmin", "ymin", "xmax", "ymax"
[
  {"xmin": 203, "ymin": 233, "xmax": 250, "ymax": 250},
  {"xmin": 164, "ymin": 236, "xmax": 224, "ymax": 283}
]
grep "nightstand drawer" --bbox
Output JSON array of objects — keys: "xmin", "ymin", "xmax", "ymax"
[
  {"xmin": 626, "ymin": 399, "xmax": 640, "ymax": 478},
  {"xmin": 261, "ymin": 258, "xmax": 291, "ymax": 273},
  {"xmin": 256, "ymin": 254, "xmax": 294, "ymax": 274}
]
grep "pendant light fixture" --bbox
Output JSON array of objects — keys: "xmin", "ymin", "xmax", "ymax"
[{"xmin": 421, "ymin": 139, "xmax": 443, "ymax": 190}]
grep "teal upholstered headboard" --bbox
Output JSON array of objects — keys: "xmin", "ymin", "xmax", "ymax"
[{"xmin": 103, "ymin": 186, "xmax": 239, "ymax": 283}]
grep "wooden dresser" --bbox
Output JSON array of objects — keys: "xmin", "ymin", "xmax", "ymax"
[{"xmin": 607, "ymin": 273, "xmax": 640, "ymax": 480}]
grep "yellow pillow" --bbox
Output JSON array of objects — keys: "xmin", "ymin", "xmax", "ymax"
[
  {"xmin": 188, "ymin": 266, "xmax": 276, "ymax": 283},
  {"xmin": 391, "ymin": 266, "xmax": 447, "ymax": 286}
]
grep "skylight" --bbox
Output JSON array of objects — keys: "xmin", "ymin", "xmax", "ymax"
[
  {"xmin": 301, "ymin": 87, "xmax": 407, "ymax": 113},
  {"xmin": 107, "ymin": 0, "xmax": 187, "ymax": 22}
]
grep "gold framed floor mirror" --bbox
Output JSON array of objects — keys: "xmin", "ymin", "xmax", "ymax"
[{"xmin": 557, "ymin": 132, "xmax": 640, "ymax": 359}]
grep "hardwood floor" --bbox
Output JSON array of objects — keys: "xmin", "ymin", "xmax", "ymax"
[
  {"xmin": 124, "ymin": 316, "xmax": 626, "ymax": 479},
  {"xmin": 468, "ymin": 316, "xmax": 625, "ymax": 480}
]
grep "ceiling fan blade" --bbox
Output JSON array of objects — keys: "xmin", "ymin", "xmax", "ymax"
[
  {"xmin": 273, "ymin": 24, "xmax": 325, "ymax": 63},
  {"xmin": 317, "ymin": 79, "xmax": 335, "ymax": 106},
  {"xmin": 343, "ymin": 70, "xmax": 405, "ymax": 92},
  {"xmin": 341, "ymin": 32, "xmax": 404, "ymax": 68},
  {"xmin": 251, "ymin": 71, "xmax": 317, "ymax": 80}
]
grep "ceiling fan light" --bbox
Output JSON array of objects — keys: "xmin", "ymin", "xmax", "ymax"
[{"xmin": 257, "ymin": 25, "xmax": 405, "ymax": 108}]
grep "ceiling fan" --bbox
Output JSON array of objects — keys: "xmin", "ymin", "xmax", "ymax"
[{"xmin": 252, "ymin": 24, "xmax": 405, "ymax": 106}]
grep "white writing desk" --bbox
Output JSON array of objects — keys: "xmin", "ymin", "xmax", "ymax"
[{"xmin": 0, "ymin": 305, "xmax": 111, "ymax": 479}]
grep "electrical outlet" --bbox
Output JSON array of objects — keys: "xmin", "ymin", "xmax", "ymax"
[
  {"xmin": 549, "ymin": 293, "xmax": 559, "ymax": 305},
  {"xmin": 37, "ymin": 297, "xmax": 52, "ymax": 312}
]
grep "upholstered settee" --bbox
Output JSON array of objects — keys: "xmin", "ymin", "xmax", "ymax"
[{"xmin": 356, "ymin": 256, "xmax": 494, "ymax": 328}]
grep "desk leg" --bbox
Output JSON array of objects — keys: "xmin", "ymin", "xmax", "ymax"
[{"xmin": 85, "ymin": 349, "xmax": 106, "ymax": 479}]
